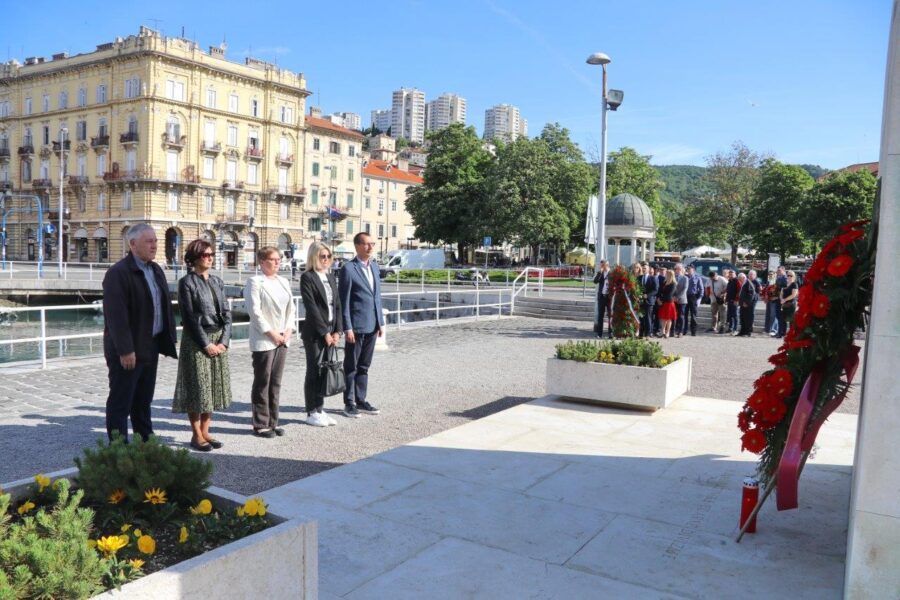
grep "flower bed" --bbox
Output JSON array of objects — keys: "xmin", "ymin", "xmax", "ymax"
[
  {"xmin": 547, "ymin": 339, "xmax": 690, "ymax": 410},
  {"xmin": 0, "ymin": 437, "xmax": 316, "ymax": 599}
]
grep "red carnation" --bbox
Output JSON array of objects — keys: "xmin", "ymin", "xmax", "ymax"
[
  {"xmin": 756, "ymin": 400, "xmax": 788, "ymax": 429},
  {"xmin": 805, "ymin": 261, "xmax": 825, "ymax": 283},
  {"xmin": 811, "ymin": 293, "xmax": 831, "ymax": 318},
  {"xmin": 741, "ymin": 428, "xmax": 767, "ymax": 454},
  {"xmin": 768, "ymin": 351, "xmax": 789, "ymax": 366},
  {"xmin": 827, "ymin": 254, "xmax": 853, "ymax": 277},
  {"xmin": 820, "ymin": 237, "xmax": 841, "ymax": 258},
  {"xmin": 838, "ymin": 229, "xmax": 864, "ymax": 246},
  {"xmin": 793, "ymin": 309, "xmax": 811, "ymax": 331},
  {"xmin": 748, "ymin": 389, "xmax": 774, "ymax": 411},
  {"xmin": 840, "ymin": 218, "xmax": 870, "ymax": 232},
  {"xmin": 769, "ymin": 368, "xmax": 794, "ymax": 397},
  {"xmin": 787, "ymin": 337, "xmax": 815, "ymax": 349}
]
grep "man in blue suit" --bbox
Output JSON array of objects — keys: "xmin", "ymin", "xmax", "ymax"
[
  {"xmin": 638, "ymin": 262, "xmax": 658, "ymax": 338},
  {"xmin": 339, "ymin": 232, "xmax": 385, "ymax": 417}
]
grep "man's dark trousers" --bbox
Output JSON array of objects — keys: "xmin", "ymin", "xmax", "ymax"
[
  {"xmin": 594, "ymin": 294, "xmax": 609, "ymax": 338},
  {"xmin": 683, "ymin": 296, "xmax": 699, "ymax": 335},
  {"xmin": 344, "ymin": 330, "xmax": 377, "ymax": 407},
  {"xmin": 739, "ymin": 301, "xmax": 757, "ymax": 335},
  {"xmin": 727, "ymin": 303, "xmax": 738, "ymax": 332},
  {"xmin": 105, "ymin": 337, "xmax": 159, "ymax": 442},
  {"xmin": 675, "ymin": 303, "xmax": 686, "ymax": 335}
]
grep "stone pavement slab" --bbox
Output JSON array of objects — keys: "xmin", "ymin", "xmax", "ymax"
[{"xmin": 259, "ymin": 394, "xmax": 856, "ymax": 598}]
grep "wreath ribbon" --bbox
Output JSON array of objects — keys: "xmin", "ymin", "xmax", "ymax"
[{"xmin": 611, "ymin": 285, "xmax": 641, "ymax": 325}]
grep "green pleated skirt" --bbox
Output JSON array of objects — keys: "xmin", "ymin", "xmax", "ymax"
[{"xmin": 172, "ymin": 329, "xmax": 232, "ymax": 413}]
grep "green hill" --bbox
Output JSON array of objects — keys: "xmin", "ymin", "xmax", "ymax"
[{"xmin": 654, "ymin": 164, "xmax": 710, "ymax": 206}]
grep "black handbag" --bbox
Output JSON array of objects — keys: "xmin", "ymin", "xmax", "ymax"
[{"xmin": 318, "ymin": 345, "xmax": 346, "ymax": 397}]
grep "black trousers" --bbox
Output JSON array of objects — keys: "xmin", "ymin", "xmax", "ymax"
[
  {"xmin": 683, "ymin": 296, "xmax": 698, "ymax": 335},
  {"xmin": 105, "ymin": 340, "xmax": 160, "ymax": 442},
  {"xmin": 594, "ymin": 294, "xmax": 610, "ymax": 337},
  {"xmin": 727, "ymin": 302, "xmax": 739, "ymax": 331},
  {"xmin": 675, "ymin": 303, "xmax": 686, "ymax": 334},
  {"xmin": 640, "ymin": 303, "xmax": 654, "ymax": 337},
  {"xmin": 344, "ymin": 330, "xmax": 377, "ymax": 407},
  {"xmin": 251, "ymin": 345, "xmax": 287, "ymax": 430},
  {"xmin": 739, "ymin": 301, "xmax": 757, "ymax": 335},
  {"xmin": 303, "ymin": 336, "xmax": 328, "ymax": 414}
]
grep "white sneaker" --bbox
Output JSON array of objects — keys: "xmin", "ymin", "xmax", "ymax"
[
  {"xmin": 307, "ymin": 413, "xmax": 327, "ymax": 427},
  {"xmin": 322, "ymin": 412, "xmax": 337, "ymax": 426}
]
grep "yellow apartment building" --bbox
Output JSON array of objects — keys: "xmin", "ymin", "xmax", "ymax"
[
  {"xmin": 0, "ymin": 26, "xmax": 309, "ymax": 266},
  {"xmin": 361, "ymin": 158, "xmax": 422, "ymax": 255},
  {"xmin": 302, "ymin": 114, "xmax": 365, "ymax": 258}
]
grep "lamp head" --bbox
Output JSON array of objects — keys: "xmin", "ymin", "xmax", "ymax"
[{"xmin": 586, "ymin": 52, "xmax": 611, "ymax": 66}]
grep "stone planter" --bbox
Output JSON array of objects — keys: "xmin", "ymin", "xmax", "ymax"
[
  {"xmin": 545, "ymin": 356, "xmax": 692, "ymax": 410},
  {"xmin": 2, "ymin": 467, "xmax": 318, "ymax": 599}
]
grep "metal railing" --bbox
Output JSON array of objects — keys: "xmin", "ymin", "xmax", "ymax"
[{"xmin": 0, "ymin": 288, "xmax": 512, "ymax": 369}]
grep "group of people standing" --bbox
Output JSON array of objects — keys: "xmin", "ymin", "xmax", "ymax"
[
  {"xmin": 102, "ymin": 223, "xmax": 385, "ymax": 448},
  {"xmin": 593, "ymin": 260, "xmax": 800, "ymax": 340}
]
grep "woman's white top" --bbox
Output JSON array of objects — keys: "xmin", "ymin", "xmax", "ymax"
[
  {"xmin": 316, "ymin": 270, "xmax": 334, "ymax": 322},
  {"xmin": 243, "ymin": 274, "xmax": 296, "ymax": 351}
]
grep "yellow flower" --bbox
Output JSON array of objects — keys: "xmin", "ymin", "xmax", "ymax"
[
  {"xmin": 34, "ymin": 474, "xmax": 51, "ymax": 492},
  {"xmin": 133, "ymin": 529, "xmax": 142, "ymax": 538},
  {"xmin": 120, "ymin": 523, "xmax": 132, "ymax": 532},
  {"xmin": 190, "ymin": 499, "xmax": 213, "ymax": 515},
  {"xmin": 236, "ymin": 506, "xmax": 245, "ymax": 517},
  {"xmin": 96, "ymin": 535, "xmax": 128, "ymax": 556},
  {"xmin": 16, "ymin": 500, "xmax": 35, "ymax": 515},
  {"xmin": 178, "ymin": 526, "xmax": 189, "ymax": 544},
  {"xmin": 137, "ymin": 534, "xmax": 156, "ymax": 555},
  {"xmin": 108, "ymin": 489, "xmax": 126, "ymax": 504},
  {"xmin": 118, "ymin": 534, "xmax": 131, "ymax": 547},
  {"xmin": 143, "ymin": 488, "xmax": 167, "ymax": 505},
  {"xmin": 128, "ymin": 559, "xmax": 145, "ymax": 570},
  {"xmin": 242, "ymin": 497, "xmax": 267, "ymax": 517}
]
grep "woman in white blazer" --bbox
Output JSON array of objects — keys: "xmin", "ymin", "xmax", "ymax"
[{"xmin": 244, "ymin": 246, "xmax": 296, "ymax": 438}]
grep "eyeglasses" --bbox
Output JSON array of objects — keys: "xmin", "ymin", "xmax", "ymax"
[{"xmin": 201, "ymin": 252, "xmax": 215, "ymax": 258}]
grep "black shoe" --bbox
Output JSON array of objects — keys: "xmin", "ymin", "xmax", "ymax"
[
  {"xmin": 273, "ymin": 427, "xmax": 286, "ymax": 437},
  {"xmin": 205, "ymin": 439, "xmax": 223, "ymax": 449},
  {"xmin": 357, "ymin": 402, "xmax": 380, "ymax": 414},
  {"xmin": 253, "ymin": 429, "xmax": 276, "ymax": 439},
  {"xmin": 343, "ymin": 405, "xmax": 361, "ymax": 418},
  {"xmin": 190, "ymin": 439, "xmax": 213, "ymax": 452}
]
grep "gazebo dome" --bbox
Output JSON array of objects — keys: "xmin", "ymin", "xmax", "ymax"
[{"xmin": 605, "ymin": 193, "xmax": 654, "ymax": 228}]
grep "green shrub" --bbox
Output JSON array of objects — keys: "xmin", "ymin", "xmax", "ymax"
[
  {"xmin": 0, "ymin": 480, "xmax": 105, "ymax": 600},
  {"xmin": 555, "ymin": 338, "xmax": 678, "ymax": 368},
  {"xmin": 75, "ymin": 436, "xmax": 212, "ymax": 509}
]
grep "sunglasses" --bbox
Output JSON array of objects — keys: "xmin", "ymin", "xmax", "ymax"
[
  {"xmin": 318, "ymin": 254, "xmax": 332, "ymax": 260},
  {"xmin": 201, "ymin": 252, "xmax": 215, "ymax": 258}
]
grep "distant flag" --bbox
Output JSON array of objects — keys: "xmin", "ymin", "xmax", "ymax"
[
  {"xmin": 584, "ymin": 194, "xmax": 600, "ymax": 245},
  {"xmin": 326, "ymin": 205, "xmax": 347, "ymax": 220}
]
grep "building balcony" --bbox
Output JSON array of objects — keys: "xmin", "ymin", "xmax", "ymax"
[
  {"xmin": 215, "ymin": 213, "xmax": 252, "ymax": 225},
  {"xmin": 68, "ymin": 175, "xmax": 90, "ymax": 186},
  {"xmin": 163, "ymin": 133, "xmax": 187, "ymax": 148},
  {"xmin": 0, "ymin": 145, "xmax": 10, "ymax": 160},
  {"xmin": 245, "ymin": 147, "xmax": 264, "ymax": 161},
  {"xmin": 90, "ymin": 135, "xmax": 110, "ymax": 149},
  {"xmin": 32, "ymin": 178, "xmax": 53, "ymax": 189},
  {"xmin": 103, "ymin": 168, "xmax": 200, "ymax": 187},
  {"xmin": 18, "ymin": 144, "xmax": 35, "ymax": 157},
  {"xmin": 0, "ymin": 181, "xmax": 13, "ymax": 191},
  {"xmin": 120, "ymin": 131, "xmax": 139, "ymax": 145},
  {"xmin": 221, "ymin": 180, "xmax": 244, "ymax": 190},
  {"xmin": 275, "ymin": 153, "xmax": 294, "ymax": 164},
  {"xmin": 201, "ymin": 141, "xmax": 222, "ymax": 154},
  {"xmin": 52, "ymin": 140, "xmax": 71, "ymax": 155}
]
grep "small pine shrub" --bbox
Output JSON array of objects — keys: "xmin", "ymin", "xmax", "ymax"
[
  {"xmin": 75, "ymin": 436, "xmax": 212, "ymax": 508},
  {"xmin": 555, "ymin": 340, "xmax": 602, "ymax": 362},
  {"xmin": 555, "ymin": 338, "xmax": 677, "ymax": 368},
  {"xmin": 0, "ymin": 480, "xmax": 105, "ymax": 600}
]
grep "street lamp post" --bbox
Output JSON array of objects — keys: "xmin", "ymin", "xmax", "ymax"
[
  {"xmin": 586, "ymin": 53, "xmax": 610, "ymax": 268},
  {"xmin": 58, "ymin": 127, "xmax": 68, "ymax": 277}
]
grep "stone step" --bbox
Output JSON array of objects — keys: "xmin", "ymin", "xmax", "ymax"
[{"xmin": 513, "ymin": 308, "xmax": 595, "ymax": 321}]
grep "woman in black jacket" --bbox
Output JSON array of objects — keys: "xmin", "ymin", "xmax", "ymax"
[
  {"xmin": 172, "ymin": 239, "xmax": 232, "ymax": 451},
  {"xmin": 300, "ymin": 242, "xmax": 343, "ymax": 427},
  {"xmin": 656, "ymin": 270, "xmax": 677, "ymax": 338}
]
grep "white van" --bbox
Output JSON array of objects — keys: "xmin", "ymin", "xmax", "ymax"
[{"xmin": 381, "ymin": 249, "xmax": 453, "ymax": 276}]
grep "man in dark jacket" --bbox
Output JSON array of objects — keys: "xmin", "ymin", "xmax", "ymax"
[
  {"xmin": 738, "ymin": 270, "xmax": 761, "ymax": 336},
  {"xmin": 592, "ymin": 260, "xmax": 611, "ymax": 338},
  {"xmin": 638, "ymin": 262, "xmax": 658, "ymax": 338},
  {"xmin": 684, "ymin": 265, "xmax": 704, "ymax": 336},
  {"xmin": 725, "ymin": 270, "xmax": 740, "ymax": 333},
  {"xmin": 102, "ymin": 223, "xmax": 177, "ymax": 442}
]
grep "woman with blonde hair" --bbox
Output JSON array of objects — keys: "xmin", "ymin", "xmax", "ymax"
[
  {"xmin": 656, "ymin": 270, "xmax": 677, "ymax": 338},
  {"xmin": 173, "ymin": 238, "xmax": 232, "ymax": 451},
  {"xmin": 300, "ymin": 242, "xmax": 343, "ymax": 427},
  {"xmin": 244, "ymin": 246, "xmax": 295, "ymax": 438}
]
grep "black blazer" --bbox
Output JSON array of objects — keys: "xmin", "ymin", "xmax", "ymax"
[
  {"xmin": 726, "ymin": 278, "xmax": 739, "ymax": 302},
  {"xmin": 102, "ymin": 253, "xmax": 177, "ymax": 362},
  {"xmin": 178, "ymin": 271, "xmax": 232, "ymax": 349},
  {"xmin": 639, "ymin": 274, "xmax": 658, "ymax": 305},
  {"xmin": 740, "ymin": 278, "xmax": 761, "ymax": 305},
  {"xmin": 300, "ymin": 270, "xmax": 344, "ymax": 341},
  {"xmin": 658, "ymin": 282, "xmax": 676, "ymax": 303},
  {"xmin": 593, "ymin": 270, "xmax": 609, "ymax": 296}
]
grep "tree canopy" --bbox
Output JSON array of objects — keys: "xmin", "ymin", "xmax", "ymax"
[
  {"xmin": 605, "ymin": 147, "xmax": 670, "ymax": 249},
  {"xmin": 798, "ymin": 169, "xmax": 877, "ymax": 249}
]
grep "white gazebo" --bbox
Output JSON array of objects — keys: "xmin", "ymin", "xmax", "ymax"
[{"xmin": 605, "ymin": 193, "xmax": 656, "ymax": 266}]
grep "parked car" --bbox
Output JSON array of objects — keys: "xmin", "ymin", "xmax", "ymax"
[{"xmin": 685, "ymin": 259, "xmax": 737, "ymax": 304}]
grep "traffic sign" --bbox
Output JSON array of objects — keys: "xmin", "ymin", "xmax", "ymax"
[
  {"xmin": 45, "ymin": 223, "xmax": 56, "ymax": 235},
  {"xmin": 483, "ymin": 236, "xmax": 492, "ymax": 247}
]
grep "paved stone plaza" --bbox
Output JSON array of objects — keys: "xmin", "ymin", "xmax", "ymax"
[{"xmin": 0, "ymin": 316, "xmax": 861, "ymax": 492}]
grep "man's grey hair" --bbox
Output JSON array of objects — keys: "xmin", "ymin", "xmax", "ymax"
[
  {"xmin": 748, "ymin": 269, "xmax": 757, "ymax": 278},
  {"xmin": 126, "ymin": 223, "xmax": 155, "ymax": 244},
  {"xmin": 674, "ymin": 262, "xmax": 684, "ymax": 270},
  {"xmin": 737, "ymin": 272, "xmax": 747, "ymax": 280}
]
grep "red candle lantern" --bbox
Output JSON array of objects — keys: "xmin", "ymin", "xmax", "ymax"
[{"xmin": 740, "ymin": 477, "xmax": 759, "ymax": 533}]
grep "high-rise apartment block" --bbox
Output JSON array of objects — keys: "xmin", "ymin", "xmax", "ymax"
[
  {"xmin": 483, "ymin": 104, "xmax": 528, "ymax": 143},
  {"xmin": 370, "ymin": 109, "xmax": 391, "ymax": 134},
  {"xmin": 425, "ymin": 93, "xmax": 466, "ymax": 132},
  {"xmin": 0, "ymin": 26, "xmax": 310, "ymax": 264},
  {"xmin": 390, "ymin": 88, "xmax": 426, "ymax": 144},
  {"xmin": 336, "ymin": 112, "xmax": 361, "ymax": 131}
]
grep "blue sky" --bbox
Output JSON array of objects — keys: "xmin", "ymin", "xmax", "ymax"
[{"xmin": 4, "ymin": 0, "xmax": 890, "ymax": 168}]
